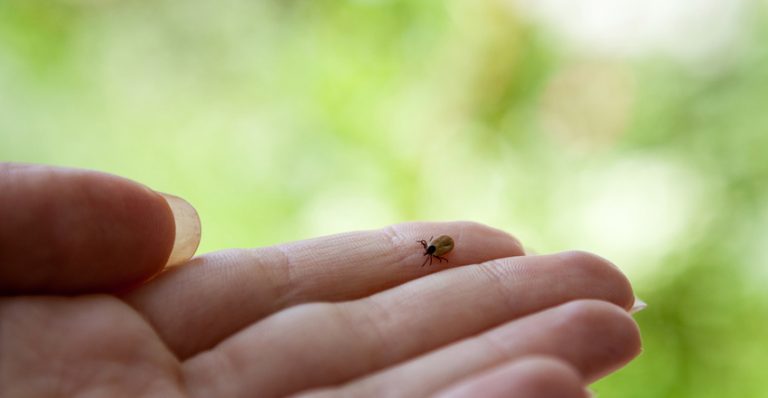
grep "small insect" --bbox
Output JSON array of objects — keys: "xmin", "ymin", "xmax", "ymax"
[{"xmin": 417, "ymin": 235, "xmax": 455, "ymax": 267}]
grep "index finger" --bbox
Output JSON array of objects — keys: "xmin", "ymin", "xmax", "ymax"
[{"xmin": 126, "ymin": 221, "xmax": 525, "ymax": 358}]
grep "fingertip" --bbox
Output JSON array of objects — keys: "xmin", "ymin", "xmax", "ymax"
[
  {"xmin": 553, "ymin": 251, "xmax": 636, "ymax": 311},
  {"xmin": 0, "ymin": 165, "xmax": 185, "ymax": 294},
  {"xmin": 555, "ymin": 300, "xmax": 643, "ymax": 381},
  {"xmin": 457, "ymin": 221, "xmax": 525, "ymax": 257}
]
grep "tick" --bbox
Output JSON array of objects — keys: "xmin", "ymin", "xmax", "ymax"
[{"xmin": 417, "ymin": 235, "xmax": 455, "ymax": 267}]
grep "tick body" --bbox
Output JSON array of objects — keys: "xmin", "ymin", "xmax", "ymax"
[{"xmin": 417, "ymin": 235, "xmax": 454, "ymax": 267}]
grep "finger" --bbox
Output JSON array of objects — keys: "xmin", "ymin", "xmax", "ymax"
[
  {"xmin": 297, "ymin": 356, "xmax": 587, "ymax": 398},
  {"xmin": 322, "ymin": 300, "xmax": 640, "ymax": 397},
  {"xmin": 180, "ymin": 252, "xmax": 634, "ymax": 397},
  {"xmin": 432, "ymin": 356, "xmax": 588, "ymax": 398},
  {"xmin": 0, "ymin": 163, "xmax": 200, "ymax": 294},
  {"xmin": 126, "ymin": 221, "xmax": 524, "ymax": 358}
]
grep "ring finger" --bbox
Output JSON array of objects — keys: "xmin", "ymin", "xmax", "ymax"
[{"xmin": 301, "ymin": 300, "xmax": 640, "ymax": 397}]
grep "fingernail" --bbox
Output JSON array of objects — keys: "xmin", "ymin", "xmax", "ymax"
[
  {"xmin": 523, "ymin": 246, "xmax": 538, "ymax": 255},
  {"xmin": 630, "ymin": 297, "xmax": 647, "ymax": 314},
  {"xmin": 585, "ymin": 387, "xmax": 597, "ymax": 397},
  {"xmin": 161, "ymin": 193, "xmax": 201, "ymax": 266}
]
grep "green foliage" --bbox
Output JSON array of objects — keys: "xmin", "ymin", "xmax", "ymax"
[{"xmin": 2, "ymin": 1, "xmax": 767, "ymax": 396}]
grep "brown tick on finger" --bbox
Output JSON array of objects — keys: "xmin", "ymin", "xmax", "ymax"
[{"xmin": 417, "ymin": 235, "xmax": 454, "ymax": 267}]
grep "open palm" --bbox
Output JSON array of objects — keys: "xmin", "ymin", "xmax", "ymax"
[{"xmin": 0, "ymin": 165, "xmax": 641, "ymax": 398}]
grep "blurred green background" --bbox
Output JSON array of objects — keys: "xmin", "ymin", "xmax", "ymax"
[{"xmin": 2, "ymin": 0, "xmax": 768, "ymax": 396}]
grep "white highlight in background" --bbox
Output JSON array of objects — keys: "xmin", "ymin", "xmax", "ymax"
[{"xmin": 513, "ymin": 0, "xmax": 748, "ymax": 69}]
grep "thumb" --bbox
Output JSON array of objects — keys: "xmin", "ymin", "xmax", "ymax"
[{"xmin": 0, "ymin": 163, "xmax": 201, "ymax": 294}]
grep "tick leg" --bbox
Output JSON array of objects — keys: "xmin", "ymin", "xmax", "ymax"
[
  {"xmin": 421, "ymin": 255, "xmax": 448, "ymax": 267},
  {"xmin": 421, "ymin": 255, "xmax": 430, "ymax": 267}
]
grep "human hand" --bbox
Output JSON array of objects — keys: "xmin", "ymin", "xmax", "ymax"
[{"xmin": 0, "ymin": 164, "xmax": 641, "ymax": 398}]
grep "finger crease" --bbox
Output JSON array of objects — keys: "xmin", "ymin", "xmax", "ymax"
[
  {"xmin": 475, "ymin": 332, "xmax": 517, "ymax": 368},
  {"xmin": 334, "ymin": 301, "xmax": 395, "ymax": 372},
  {"xmin": 271, "ymin": 245, "xmax": 298, "ymax": 304},
  {"xmin": 381, "ymin": 225, "xmax": 421, "ymax": 268},
  {"xmin": 475, "ymin": 260, "xmax": 522, "ymax": 317}
]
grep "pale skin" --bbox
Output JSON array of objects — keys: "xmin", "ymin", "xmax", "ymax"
[{"xmin": 0, "ymin": 164, "xmax": 641, "ymax": 398}]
